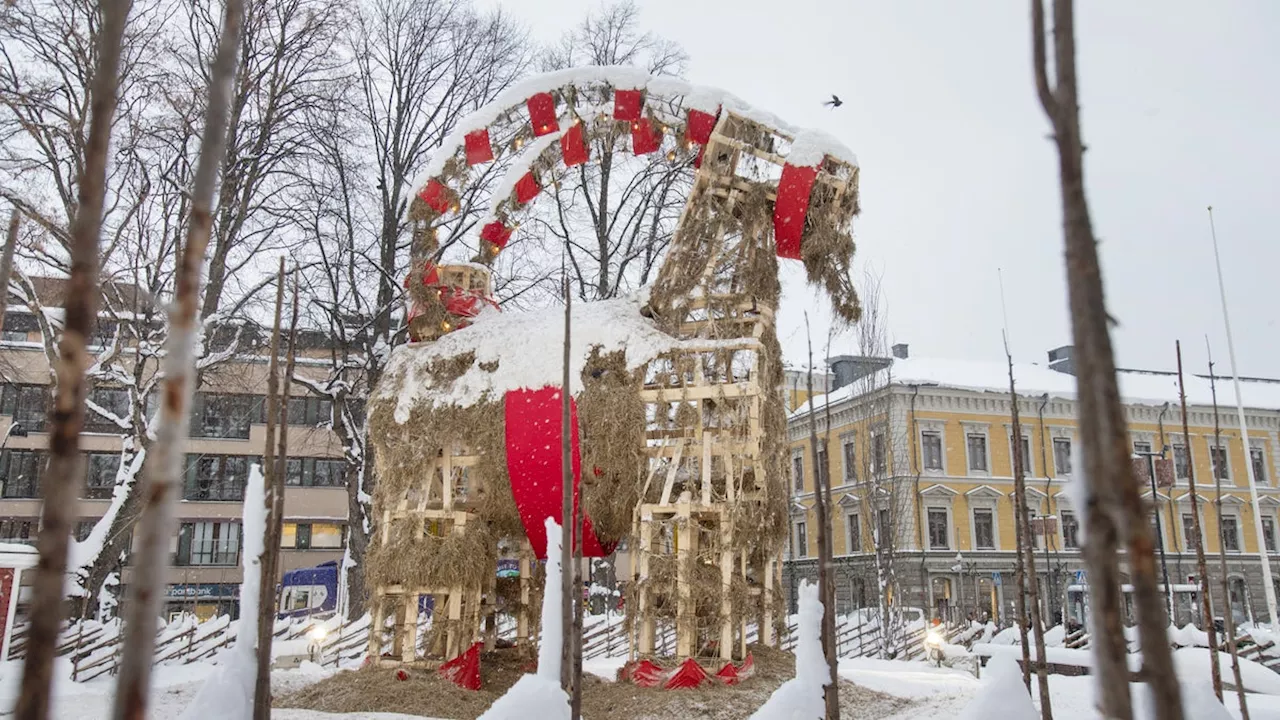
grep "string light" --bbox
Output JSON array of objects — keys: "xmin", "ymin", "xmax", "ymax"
[{"xmin": 666, "ymin": 150, "xmax": 676, "ymax": 161}]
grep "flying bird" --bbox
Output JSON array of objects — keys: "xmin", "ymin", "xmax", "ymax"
[{"xmin": 824, "ymin": 94, "xmax": 843, "ymax": 108}]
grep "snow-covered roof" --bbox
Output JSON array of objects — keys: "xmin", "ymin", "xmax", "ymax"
[
  {"xmin": 789, "ymin": 356, "xmax": 1280, "ymax": 417},
  {"xmin": 378, "ymin": 291, "xmax": 680, "ymax": 421}
]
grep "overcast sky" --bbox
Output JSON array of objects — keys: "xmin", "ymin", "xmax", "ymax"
[{"xmin": 489, "ymin": 1, "xmax": 1279, "ymax": 377}]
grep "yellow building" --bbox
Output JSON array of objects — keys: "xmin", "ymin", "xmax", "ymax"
[{"xmin": 784, "ymin": 345, "xmax": 1280, "ymax": 627}]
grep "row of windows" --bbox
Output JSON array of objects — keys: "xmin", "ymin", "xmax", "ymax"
[
  {"xmin": 794, "ymin": 431, "xmax": 1271, "ymax": 488},
  {"xmin": 0, "ymin": 385, "xmax": 352, "ymax": 440},
  {"xmin": 791, "ymin": 503, "xmax": 1270, "ymax": 558},
  {"xmin": 175, "ymin": 520, "xmax": 344, "ymax": 566},
  {"xmin": 0, "ymin": 450, "xmax": 347, "ymax": 500},
  {"xmin": 2, "ymin": 519, "xmax": 345, "ymax": 560}
]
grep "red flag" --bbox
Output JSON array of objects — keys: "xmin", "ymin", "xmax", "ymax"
[
  {"xmin": 773, "ymin": 163, "xmax": 818, "ymax": 259},
  {"xmin": 631, "ymin": 118, "xmax": 661, "ymax": 156},
  {"xmin": 480, "ymin": 221, "xmax": 513, "ymax": 249},
  {"xmin": 438, "ymin": 641, "xmax": 483, "ymax": 690},
  {"xmin": 614, "ymin": 88, "xmax": 643, "ymax": 121},
  {"xmin": 527, "ymin": 92, "xmax": 559, "ymax": 136},
  {"xmin": 686, "ymin": 108, "xmax": 719, "ymax": 145},
  {"xmin": 464, "ymin": 128, "xmax": 494, "ymax": 166},
  {"xmin": 417, "ymin": 179, "xmax": 451, "ymax": 214},
  {"xmin": 561, "ymin": 122, "xmax": 589, "ymax": 167},
  {"xmin": 514, "ymin": 172, "xmax": 540, "ymax": 205}
]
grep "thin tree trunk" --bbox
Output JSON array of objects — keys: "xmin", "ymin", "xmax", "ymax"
[
  {"xmin": 1208, "ymin": 353, "xmax": 1249, "ymax": 719},
  {"xmin": 805, "ymin": 318, "xmax": 839, "ymax": 720},
  {"xmin": 0, "ymin": 210, "xmax": 19, "ymax": 321},
  {"xmin": 1176, "ymin": 341, "xmax": 1222, "ymax": 701},
  {"xmin": 560, "ymin": 275, "xmax": 574, "ymax": 697},
  {"xmin": 253, "ymin": 260, "xmax": 287, "ymax": 720},
  {"xmin": 1013, "ymin": 457, "xmax": 1033, "ymax": 693},
  {"xmin": 1009, "ymin": 355, "xmax": 1052, "ymax": 718},
  {"xmin": 1031, "ymin": 2, "xmax": 1182, "ymax": 717},
  {"xmin": 109, "ymin": 1, "xmax": 243, "ymax": 716},
  {"xmin": 15, "ymin": 2, "xmax": 130, "ymax": 715}
]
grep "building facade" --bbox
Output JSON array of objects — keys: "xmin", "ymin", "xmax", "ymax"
[
  {"xmin": 0, "ymin": 283, "xmax": 353, "ymax": 621},
  {"xmin": 783, "ymin": 345, "xmax": 1280, "ymax": 628}
]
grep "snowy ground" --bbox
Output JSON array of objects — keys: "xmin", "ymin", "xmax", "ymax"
[{"xmin": 3, "ymin": 649, "xmax": 1280, "ymax": 718}]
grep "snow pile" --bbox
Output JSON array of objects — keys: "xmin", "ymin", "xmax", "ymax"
[
  {"xmin": 1044, "ymin": 625, "xmax": 1066, "ymax": 647},
  {"xmin": 955, "ymin": 653, "xmax": 1037, "ymax": 720},
  {"xmin": 178, "ymin": 464, "xmax": 267, "ymax": 720},
  {"xmin": 787, "ymin": 129, "xmax": 858, "ymax": 168},
  {"xmin": 1169, "ymin": 623, "xmax": 1209, "ymax": 648},
  {"xmin": 749, "ymin": 580, "xmax": 829, "ymax": 720},
  {"xmin": 478, "ymin": 518, "xmax": 570, "ymax": 720},
  {"xmin": 1173, "ymin": 647, "xmax": 1280, "ymax": 695},
  {"xmin": 380, "ymin": 291, "xmax": 682, "ymax": 418}
]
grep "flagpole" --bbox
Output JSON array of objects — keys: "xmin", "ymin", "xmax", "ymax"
[{"xmin": 1207, "ymin": 205, "xmax": 1277, "ymax": 629}]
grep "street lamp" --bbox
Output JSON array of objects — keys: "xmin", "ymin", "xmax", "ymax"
[{"xmin": 1134, "ymin": 446, "xmax": 1173, "ymax": 615}]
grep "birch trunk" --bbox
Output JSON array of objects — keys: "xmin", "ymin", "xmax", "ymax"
[
  {"xmin": 109, "ymin": 1, "xmax": 244, "ymax": 717},
  {"xmin": 15, "ymin": 0, "xmax": 130, "ymax": 711},
  {"xmin": 1032, "ymin": 1, "xmax": 1182, "ymax": 717}
]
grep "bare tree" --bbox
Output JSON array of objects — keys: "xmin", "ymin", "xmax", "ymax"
[
  {"xmin": 12, "ymin": 0, "xmax": 131, "ymax": 714},
  {"xmin": 805, "ymin": 316, "xmax": 839, "ymax": 720},
  {"xmin": 290, "ymin": 0, "xmax": 525, "ymax": 616},
  {"xmin": 1032, "ymin": 1, "xmax": 1181, "ymax": 717},
  {"xmin": 1176, "ymin": 341, "xmax": 1222, "ymax": 701},
  {"xmin": 110, "ymin": 0, "xmax": 244, "ymax": 715},
  {"xmin": 521, "ymin": 0, "xmax": 693, "ymax": 305}
]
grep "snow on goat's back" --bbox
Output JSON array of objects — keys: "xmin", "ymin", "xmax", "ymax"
[{"xmin": 749, "ymin": 580, "xmax": 829, "ymax": 720}]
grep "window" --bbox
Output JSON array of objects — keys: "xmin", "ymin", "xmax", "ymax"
[
  {"xmin": 85, "ymin": 387, "xmax": 130, "ymax": 432},
  {"xmin": 1252, "ymin": 448, "xmax": 1269, "ymax": 485},
  {"xmin": 1, "ymin": 312, "xmax": 37, "ymax": 341},
  {"xmin": 1011, "ymin": 435, "xmax": 1032, "ymax": 475},
  {"xmin": 816, "ymin": 444, "xmax": 829, "ymax": 488},
  {"xmin": 794, "ymin": 521, "xmax": 808, "ymax": 558},
  {"xmin": 1053, "ymin": 438, "xmax": 1073, "ymax": 475},
  {"xmin": 74, "ymin": 520, "xmax": 96, "ymax": 542},
  {"xmin": 1211, "ymin": 445, "xmax": 1230, "ymax": 480},
  {"xmin": 87, "ymin": 319, "xmax": 118, "ymax": 349},
  {"xmin": 295, "ymin": 523, "xmax": 312, "ymax": 550},
  {"xmin": 283, "ymin": 522, "xmax": 342, "ymax": 549},
  {"xmin": 183, "ymin": 454, "xmax": 251, "ymax": 501},
  {"xmin": 1061, "ymin": 510, "xmax": 1079, "ymax": 549},
  {"xmin": 1182, "ymin": 513, "xmax": 1198, "ymax": 550},
  {"xmin": 973, "ymin": 508, "xmax": 995, "ymax": 550},
  {"xmin": 0, "ymin": 449, "xmax": 45, "ymax": 498},
  {"xmin": 842, "ymin": 438, "xmax": 857, "ymax": 483},
  {"xmin": 176, "ymin": 521, "xmax": 241, "ymax": 566},
  {"xmin": 792, "ymin": 454, "xmax": 804, "ymax": 492},
  {"xmin": 190, "ymin": 394, "xmax": 261, "ymax": 439},
  {"xmin": 83, "ymin": 452, "xmax": 121, "ymax": 499},
  {"xmin": 1221, "ymin": 515, "xmax": 1240, "ymax": 552},
  {"xmin": 0, "ymin": 519, "xmax": 35, "ymax": 545},
  {"xmin": 287, "ymin": 396, "xmax": 334, "ymax": 427},
  {"xmin": 921, "ymin": 431, "xmax": 943, "ymax": 471},
  {"xmin": 877, "ymin": 508, "xmax": 892, "ymax": 546},
  {"xmin": 1133, "ymin": 440, "xmax": 1152, "ymax": 454},
  {"xmin": 1173, "ymin": 444, "xmax": 1190, "ymax": 480},
  {"xmin": 846, "ymin": 512, "xmax": 860, "ymax": 553},
  {"xmin": 927, "ymin": 509, "xmax": 950, "ymax": 549},
  {"xmin": 1, "ymin": 384, "xmax": 48, "ymax": 432},
  {"xmin": 1264, "ymin": 517, "xmax": 1277, "ymax": 553},
  {"xmin": 966, "ymin": 433, "xmax": 988, "ymax": 473},
  {"xmin": 285, "ymin": 458, "xmax": 346, "ymax": 487},
  {"xmin": 871, "ymin": 432, "xmax": 887, "ymax": 477}
]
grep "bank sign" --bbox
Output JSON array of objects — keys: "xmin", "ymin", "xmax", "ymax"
[{"xmin": 166, "ymin": 583, "xmax": 239, "ymax": 600}]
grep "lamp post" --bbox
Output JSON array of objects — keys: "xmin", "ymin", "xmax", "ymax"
[{"xmin": 1135, "ymin": 447, "xmax": 1173, "ymax": 615}]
